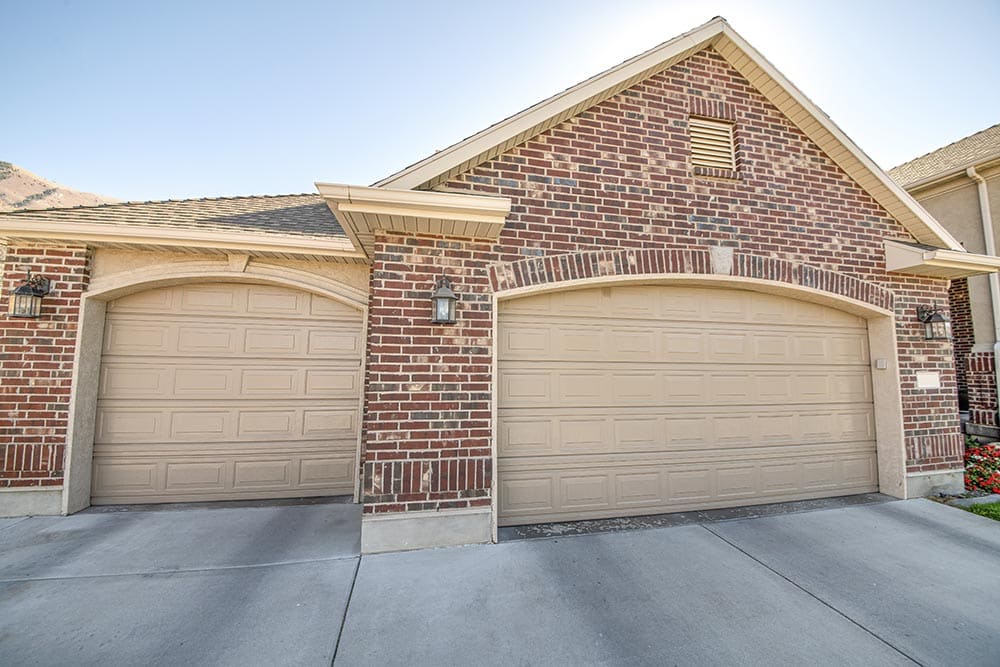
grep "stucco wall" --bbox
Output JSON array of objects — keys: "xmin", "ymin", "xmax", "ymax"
[{"xmin": 91, "ymin": 248, "xmax": 370, "ymax": 292}]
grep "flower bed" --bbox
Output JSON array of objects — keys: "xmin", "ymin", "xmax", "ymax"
[{"xmin": 965, "ymin": 442, "xmax": 1000, "ymax": 494}]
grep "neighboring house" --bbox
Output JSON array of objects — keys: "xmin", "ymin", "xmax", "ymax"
[
  {"xmin": 2, "ymin": 18, "xmax": 999, "ymax": 552},
  {"xmin": 889, "ymin": 125, "xmax": 1000, "ymax": 440}
]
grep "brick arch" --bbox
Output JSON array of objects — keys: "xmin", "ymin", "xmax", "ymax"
[{"xmin": 489, "ymin": 247, "xmax": 894, "ymax": 313}]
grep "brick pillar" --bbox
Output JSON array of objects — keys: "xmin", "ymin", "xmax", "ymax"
[
  {"xmin": 1, "ymin": 245, "xmax": 90, "ymax": 492},
  {"xmin": 967, "ymin": 351, "xmax": 997, "ymax": 428},
  {"xmin": 949, "ymin": 278, "xmax": 972, "ymax": 409},
  {"xmin": 362, "ymin": 234, "xmax": 494, "ymax": 521}
]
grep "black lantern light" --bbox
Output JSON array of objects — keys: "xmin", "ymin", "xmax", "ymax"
[
  {"xmin": 916, "ymin": 305, "xmax": 951, "ymax": 341},
  {"xmin": 8, "ymin": 272, "xmax": 51, "ymax": 319},
  {"xmin": 431, "ymin": 276, "xmax": 458, "ymax": 324}
]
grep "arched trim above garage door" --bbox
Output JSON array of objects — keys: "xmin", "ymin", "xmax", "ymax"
[
  {"xmin": 488, "ymin": 250, "xmax": 908, "ymax": 538},
  {"xmin": 490, "ymin": 247, "xmax": 894, "ymax": 316},
  {"xmin": 62, "ymin": 257, "xmax": 368, "ymax": 514}
]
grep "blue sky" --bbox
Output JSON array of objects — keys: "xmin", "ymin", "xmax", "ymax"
[{"xmin": 2, "ymin": 0, "xmax": 998, "ymax": 201}]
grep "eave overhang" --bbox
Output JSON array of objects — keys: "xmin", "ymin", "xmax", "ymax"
[
  {"xmin": 315, "ymin": 183, "xmax": 511, "ymax": 258},
  {"xmin": 884, "ymin": 239, "xmax": 1000, "ymax": 279},
  {"xmin": 0, "ymin": 219, "xmax": 366, "ymax": 263}
]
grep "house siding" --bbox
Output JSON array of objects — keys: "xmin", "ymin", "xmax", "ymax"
[{"xmin": 362, "ymin": 47, "xmax": 961, "ymax": 514}]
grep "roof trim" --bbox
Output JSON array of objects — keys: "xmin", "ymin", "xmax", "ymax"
[
  {"xmin": 374, "ymin": 17, "xmax": 964, "ymax": 251},
  {"xmin": 884, "ymin": 239, "xmax": 1000, "ymax": 279},
  {"xmin": 0, "ymin": 218, "xmax": 364, "ymax": 260},
  {"xmin": 315, "ymin": 183, "xmax": 511, "ymax": 258}
]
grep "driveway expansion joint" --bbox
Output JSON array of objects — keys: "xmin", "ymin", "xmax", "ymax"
[
  {"xmin": 331, "ymin": 554, "xmax": 362, "ymax": 666},
  {"xmin": 699, "ymin": 523, "xmax": 924, "ymax": 667}
]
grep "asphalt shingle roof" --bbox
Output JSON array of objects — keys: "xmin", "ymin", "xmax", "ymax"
[
  {"xmin": 0, "ymin": 194, "xmax": 346, "ymax": 240},
  {"xmin": 889, "ymin": 124, "xmax": 1000, "ymax": 188}
]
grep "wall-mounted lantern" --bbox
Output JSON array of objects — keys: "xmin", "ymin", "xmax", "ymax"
[
  {"xmin": 431, "ymin": 276, "xmax": 458, "ymax": 324},
  {"xmin": 916, "ymin": 305, "xmax": 951, "ymax": 341},
  {"xmin": 8, "ymin": 272, "xmax": 51, "ymax": 318}
]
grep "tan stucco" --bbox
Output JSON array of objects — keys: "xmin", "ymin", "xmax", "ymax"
[{"xmin": 91, "ymin": 248, "xmax": 370, "ymax": 293}]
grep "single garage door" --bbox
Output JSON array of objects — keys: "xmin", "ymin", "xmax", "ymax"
[
  {"xmin": 91, "ymin": 282, "xmax": 363, "ymax": 504},
  {"xmin": 497, "ymin": 284, "xmax": 878, "ymax": 526}
]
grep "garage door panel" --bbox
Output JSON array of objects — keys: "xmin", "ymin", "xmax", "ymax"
[
  {"xmin": 498, "ymin": 447, "xmax": 879, "ymax": 525},
  {"xmin": 103, "ymin": 321, "xmax": 170, "ymax": 355},
  {"xmin": 499, "ymin": 407, "xmax": 875, "ymax": 455},
  {"xmin": 500, "ymin": 368, "xmax": 873, "ymax": 408},
  {"xmin": 501, "ymin": 320, "xmax": 869, "ymax": 366},
  {"xmin": 500, "ymin": 286, "xmax": 869, "ymax": 327},
  {"xmin": 498, "ymin": 284, "xmax": 877, "ymax": 525},
  {"xmin": 176, "ymin": 325, "xmax": 239, "ymax": 355},
  {"xmin": 93, "ymin": 282, "xmax": 363, "ymax": 504},
  {"xmin": 166, "ymin": 462, "xmax": 228, "ymax": 490}
]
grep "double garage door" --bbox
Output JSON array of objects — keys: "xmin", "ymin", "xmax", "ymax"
[
  {"xmin": 498, "ymin": 284, "xmax": 878, "ymax": 526},
  {"xmin": 91, "ymin": 282, "xmax": 363, "ymax": 505}
]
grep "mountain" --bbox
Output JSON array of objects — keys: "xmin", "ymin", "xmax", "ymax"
[{"xmin": 0, "ymin": 162, "xmax": 119, "ymax": 211}]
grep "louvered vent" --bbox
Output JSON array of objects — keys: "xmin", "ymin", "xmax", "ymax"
[{"xmin": 689, "ymin": 117, "xmax": 735, "ymax": 170}]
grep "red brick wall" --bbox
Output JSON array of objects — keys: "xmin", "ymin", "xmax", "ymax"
[
  {"xmin": 948, "ymin": 278, "xmax": 972, "ymax": 408},
  {"xmin": 1, "ymin": 245, "xmax": 90, "ymax": 489},
  {"xmin": 363, "ymin": 46, "xmax": 962, "ymax": 513},
  {"xmin": 363, "ymin": 236, "xmax": 494, "ymax": 513},
  {"xmin": 967, "ymin": 351, "xmax": 997, "ymax": 428}
]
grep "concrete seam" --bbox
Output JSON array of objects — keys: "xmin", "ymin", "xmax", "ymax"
[
  {"xmin": 700, "ymin": 524, "xmax": 925, "ymax": 667},
  {"xmin": 331, "ymin": 555, "xmax": 362, "ymax": 665},
  {"xmin": 0, "ymin": 554, "xmax": 360, "ymax": 584}
]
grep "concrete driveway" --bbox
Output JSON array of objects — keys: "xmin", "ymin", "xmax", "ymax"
[{"xmin": 2, "ymin": 499, "xmax": 998, "ymax": 666}]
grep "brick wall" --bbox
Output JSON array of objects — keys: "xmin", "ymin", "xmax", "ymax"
[
  {"xmin": 948, "ymin": 278, "xmax": 972, "ymax": 408},
  {"xmin": 363, "ymin": 46, "xmax": 962, "ymax": 513},
  {"xmin": 0, "ymin": 245, "xmax": 90, "ymax": 489},
  {"xmin": 362, "ymin": 236, "xmax": 494, "ymax": 513},
  {"xmin": 967, "ymin": 351, "xmax": 997, "ymax": 428}
]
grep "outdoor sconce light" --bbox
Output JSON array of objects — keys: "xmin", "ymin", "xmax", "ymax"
[
  {"xmin": 431, "ymin": 275, "xmax": 458, "ymax": 324},
  {"xmin": 8, "ymin": 272, "xmax": 51, "ymax": 319},
  {"xmin": 916, "ymin": 305, "xmax": 951, "ymax": 341}
]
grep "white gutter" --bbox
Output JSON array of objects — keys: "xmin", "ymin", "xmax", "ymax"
[{"xmin": 967, "ymin": 166, "xmax": 1000, "ymax": 407}]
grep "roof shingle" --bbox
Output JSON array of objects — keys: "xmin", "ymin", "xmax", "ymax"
[
  {"xmin": 889, "ymin": 124, "xmax": 1000, "ymax": 187},
  {"xmin": 0, "ymin": 194, "xmax": 347, "ymax": 240}
]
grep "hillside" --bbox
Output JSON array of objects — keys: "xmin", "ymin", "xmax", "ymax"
[{"xmin": 0, "ymin": 162, "xmax": 119, "ymax": 211}]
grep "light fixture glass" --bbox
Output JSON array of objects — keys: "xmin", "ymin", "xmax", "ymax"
[
  {"xmin": 431, "ymin": 276, "xmax": 458, "ymax": 324},
  {"xmin": 8, "ymin": 273, "xmax": 50, "ymax": 318}
]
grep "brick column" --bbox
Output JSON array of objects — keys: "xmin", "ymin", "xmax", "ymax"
[
  {"xmin": 967, "ymin": 351, "xmax": 997, "ymax": 429},
  {"xmin": 1, "ymin": 245, "xmax": 90, "ymax": 500},
  {"xmin": 360, "ymin": 233, "xmax": 495, "ymax": 549}
]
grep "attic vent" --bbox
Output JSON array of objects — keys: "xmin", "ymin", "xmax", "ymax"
[{"xmin": 689, "ymin": 117, "xmax": 736, "ymax": 171}]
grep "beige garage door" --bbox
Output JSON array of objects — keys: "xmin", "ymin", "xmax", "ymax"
[
  {"xmin": 91, "ymin": 282, "xmax": 363, "ymax": 504},
  {"xmin": 498, "ymin": 284, "xmax": 878, "ymax": 526}
]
